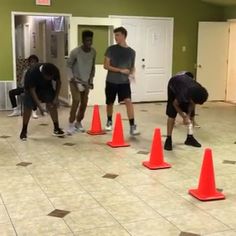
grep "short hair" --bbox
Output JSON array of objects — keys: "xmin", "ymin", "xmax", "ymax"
[
  {"xmin": 28, "ymin": 54, "xmax": 39, "ymax": 63},
  {"xmin": 41, "ymin": 63, "xmax": 59, "ymax": 78},
  {"xmin": 82, "ymin": 30, "xmax": 94, "ymax": 40},
  {"xmin": 185, "ymin": 72, "xmax": 194, "ymax": 79},
  {"xmin": 114, "ymin": 27, "xmax": 127, "ymax": 37},
  {"xmin": 190, "ymin": 85, "xmax": 208, "ymax": 105}
]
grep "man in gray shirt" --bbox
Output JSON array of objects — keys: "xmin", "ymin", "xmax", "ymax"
[
  {"xmin": 104, "ymin": 27, "xmax": 140, "ymax": 136},
  {"xmin": 67, "ymin": 30, "xmax": 96, "ymax": 134}
]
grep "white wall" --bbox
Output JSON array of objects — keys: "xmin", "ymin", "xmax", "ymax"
[{"xmin": 226, "ymin": 22, "xmax": 236, "ymax": 102}]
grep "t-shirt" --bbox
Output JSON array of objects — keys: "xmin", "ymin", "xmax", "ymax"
[
  {"xmin": 168, "ymin": 74, "xmax": 202, "ymax": 104},
  {"xmin": 105, "ymin": 44, "xmax": 135, "ymax": 84},
  {"xmin": 24, "ymin": 63, "xmax": 60, "ymax": 92},
  {"xmin": 67, "ymin": 46, "xmax": 96, "ymax": 85}
]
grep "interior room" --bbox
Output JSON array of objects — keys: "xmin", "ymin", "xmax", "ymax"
[{"xmin": 1, "ymin": 0, "xmax": 236, "ymax": 235}]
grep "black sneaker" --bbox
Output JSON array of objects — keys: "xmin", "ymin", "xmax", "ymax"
[
  {"xmin": 20, "ymin": 131, "xmax": 27, "ymax": 141},
  {"xmin": 164, "ymin": 137, "xmax": 172, "ymax": 151},
  {"xmin": 184, "ymin": 135, "xmax": 201, "ymax": 147},
  {"xmin": 53, "ymin": 128, "xmax": 65, "ymax": 137}
]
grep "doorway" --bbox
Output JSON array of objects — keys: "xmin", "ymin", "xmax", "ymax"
[{"xmin": 12, "ymin": 12, "xmax": 71, "ymax": 104}]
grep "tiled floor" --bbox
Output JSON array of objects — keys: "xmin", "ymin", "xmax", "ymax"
[{"xmin": 0, "ymin": 102, "xmax": 236, "ymax": 235}]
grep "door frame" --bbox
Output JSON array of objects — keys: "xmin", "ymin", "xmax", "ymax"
[{"xmin": 11, "ymin": 11, "xmax": 72, "ymax": 84}]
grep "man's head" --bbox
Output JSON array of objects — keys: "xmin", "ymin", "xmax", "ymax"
[
  {"xmin": 113, "ymin": 27, "xmax": 127, "ymax": 45},
  {"xmin": 28, "ymin": 55, "xmax": 39, "ymax": 66},
  {"xmin": 82, "ymin": 30, "xmax": 94, "ymax": 49},
  {"xmin": 190, "ymin": 86, "xmax": 208, "ymax": 105},
  {"xmin": 41, "ymin": 63, "xmax": 60, "ymax": 81}
]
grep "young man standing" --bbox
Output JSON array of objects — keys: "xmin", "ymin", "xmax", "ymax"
[
  {"xmin": 104, "ymin": 27, "xmax": 140, "ymax": 136},
  {"xmin": 20, "ymin": 63, "xmax": 64, "ymax": 140},
  {"xmin": 8, "ymin": 55, "xmax": 39, "ymax": 118},
  {"xmin": 164, "ymin": 73, "xmax": 208, "ymax": 151},
  {"xmin": 67, "ymin": 30, "xmax": 96, "ymax": 134}
]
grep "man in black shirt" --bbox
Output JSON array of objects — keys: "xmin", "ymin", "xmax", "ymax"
[
  {"xmin": 164, "ymin": 73, "xmax": 208, "ymax": 151},
  {"xmin": 20, "ymin": 63, "xmax": 64, "ymax": 140}
]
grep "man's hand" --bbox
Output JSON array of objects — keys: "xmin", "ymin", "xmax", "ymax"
[
  {"xmin": 89, "ymin": 84, "xmax": 94, "ymax": 90},
  {"xmin": 120, "ymin": 69, "xmax": 130, "ymax": 75},
  {"xmin": 52, "ymin": 97, "xmax": 59, "ymax": 106},
  {"xmin": 183, "ymin": 113, "xmax": 191, "ymax": 125}
]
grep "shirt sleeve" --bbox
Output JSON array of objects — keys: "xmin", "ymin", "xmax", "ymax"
[{"xmin": 105, "ymin": 46, "xmax": 111, "ymax": 58}]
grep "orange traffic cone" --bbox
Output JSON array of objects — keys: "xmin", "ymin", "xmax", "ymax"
[
  {"xmin": 87, "ymin": 105, "xmax": 106, "ymax": 135},
  {"xmin": 107, "ymin": 113, "xmax": 130, "ymax": 148},
  {"xmin": 143, "ymin": 128, "xmax": 171, "ymax": 170},
  {"xmin": 189, "ymin": 148, "xmax": 225, "ymax": 201}
]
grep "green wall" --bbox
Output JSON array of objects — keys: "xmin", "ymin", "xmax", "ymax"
[
  {"xmin": 0, "ymin": 0, "xmax": 224, "ymax": 81},
  {"xmin": 224, "ymin": 6, "xmax": 236, "ymax": 19}
]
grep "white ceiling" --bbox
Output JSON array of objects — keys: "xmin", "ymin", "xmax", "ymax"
[{"xmin": 202, "ymin": 0, "xmax": 236, "ymax": 5}]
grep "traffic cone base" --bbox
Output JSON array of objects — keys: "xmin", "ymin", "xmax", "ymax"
[
  {"xmin": 142, "ymin": 161, "xmax": 171, "ymax": 170},
  {"xmin": 107, "ymin": 141, "xmax": 130, "ymax": 148},
  {"xmin": 189, "ymin": 189, "xmax": 225, "ymax": 201},
  {"xmin": 87, "ymin": 130, "xmax": 106, "ymax": 135}
]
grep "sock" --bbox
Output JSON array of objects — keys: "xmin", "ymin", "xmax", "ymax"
[
  {"xmin": 166, "ymin": 135, "xmax": 172, "ymax": 139},
  {"xmin": 129, "ymin": 118, "xmax": 135, "ymax": 126},
  {"xmin": 107, "ymin": 116, "xmax": 112, "ymax": 122},
  {"xmin": 22, "ymin": 124, "xmax": 28, "ymax": 133},
  {"xmin": 53, "ymin": 122, "xmax": 59, "ymax": 130}
]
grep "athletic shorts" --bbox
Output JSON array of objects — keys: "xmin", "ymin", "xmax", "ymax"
[
  {"xmin": 105, "ymin": 82, "xmax": 131, "ymax": 104},
  {"xmin": 166, "ymin": 86, "xmax": 195, "ymax": 118},
  {"xmin": 24, "ymin": 89, "xmax": 55, "ymax": 109}
]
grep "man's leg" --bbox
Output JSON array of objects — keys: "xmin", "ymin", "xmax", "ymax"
[
  {"xmin": 105, "ymin": 82, "xmax": 116, "ymax": 131},
  {"xmin": 75, "ymin": 90, "xmax": 89, "ymax": 132},
  {"xmin": 184, "ymin": 115, "xmax": 201, "ymax": 147},
  {"xmin": 164, "ymin": 117, "xmax": 175, "ymax": 151},
  {"xmin": 123, "ymin": 98, "xmax": 139, "ymax": 135},
  {"xmin": 20, "ymin": 93, "xmax": 33, "ymax": 140},
  {"xmin": 8, "ymin": 88, "xmax": 24, "ymax": 117},
  {"xmin": 46, "ymin": 103, "xmax": 64, "ymax": 137},
  {"xmin": 68, "ymin": 82, "xmax": 80, "ymax": 134}
]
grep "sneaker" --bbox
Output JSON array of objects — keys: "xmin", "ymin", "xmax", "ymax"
[
  {"xmin": 53, "ymin": 128, "xmax": 65, "ymax": 137},
  {"xmin": 105, "ymin": 121, "xmax": 112, "ymax": 131},
  {"xmin": 75, "ymin": 122, "xmax": 85, "ymax": 133},
  {"xmin": 164, "ymin": 137, "xmax": 172, "ymax": 151},
  {"xmin": 8, "ymin": 108, "xmax": 20, "ymax": 117},
  {"xmin": 184, "ymin": 135, "xmax": 201, "ymax": 147},
  {"xmin": 32, "ymin": 110, "xmax": 38, "ymax": 119},
  {"xmin": 130, "ymin": 124, "xmax": 140, "ymax": 136},
  {"xmin": 67, "ymin": 123, "xmax": 76, "ymax": 135},
  {"xmin": 20, "ymin": 131, "xmax": 27, "ymax": 141}
]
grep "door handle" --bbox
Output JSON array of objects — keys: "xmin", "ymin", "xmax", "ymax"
[{"xmin": 197, "ymin": 64, "xmax": 202, "ymax": 68}]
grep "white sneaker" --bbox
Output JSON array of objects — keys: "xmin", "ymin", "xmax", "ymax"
[
  {"xmin": 130, "ymin": 124, "xmax": 140, "ymax": 136},
  {"xmin": 67, "ymin": 123, "xmax": 76, "ymax": 135},
  {"xmin": 8, "ymin": 108, "xmax": 20, "ymax": 117},
  {"xmin": 75, "ymin": 122, "xmax": 85, "ymax": 132},
  {"xmin": 105, "ymin": 121, "xmax": 112, "ymax": 131},
  {"xmin": 32, "ymin": 110, "xmax": 38, "ymax": 119}
]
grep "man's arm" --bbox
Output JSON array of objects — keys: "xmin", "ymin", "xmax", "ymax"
[
  {"xmin": 173, "ymin": 99, "xmax": 190, "ymax": 124},
  {"xmin": 67, "ymin": 49, "xmax": 77, "ymax": 79},
  {"xmin": 29, "ymin": 87, "xmax": 45, "ymax": 114},
  {"xmin": 89, "ymin": 54, "xmax": 96, "ymax": 88},
  {"xmin": 103, "ymin": 57, "xmax": 130, "ymax": 75}
]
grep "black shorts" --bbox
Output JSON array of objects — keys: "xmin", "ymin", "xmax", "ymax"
[
  {"xmin": 166, "ymin": 86, "xmax": 195, "ymax": 118},
  {"xmin": 24, "ymin": 90, "xmax": 55, "ymax": 109},
  {"xmin": 105, "ymin": 82, "xmax": 131, "ymax": 104}
]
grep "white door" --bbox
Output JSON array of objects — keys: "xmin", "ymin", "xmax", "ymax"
[
  {"xmin": 226, "ymin": 22, "xmax": 236, "ymax": 102},
  {"xmin": 197, "ymin": 22, "xmax": 229, "ymax": 101},
  {"xmin": 111, "ymin": 17, "xmax": 173, "ymax": 102},
  {"xmin": 69, "ymin": 17, "xmax": 121, "ymax": 106}
]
